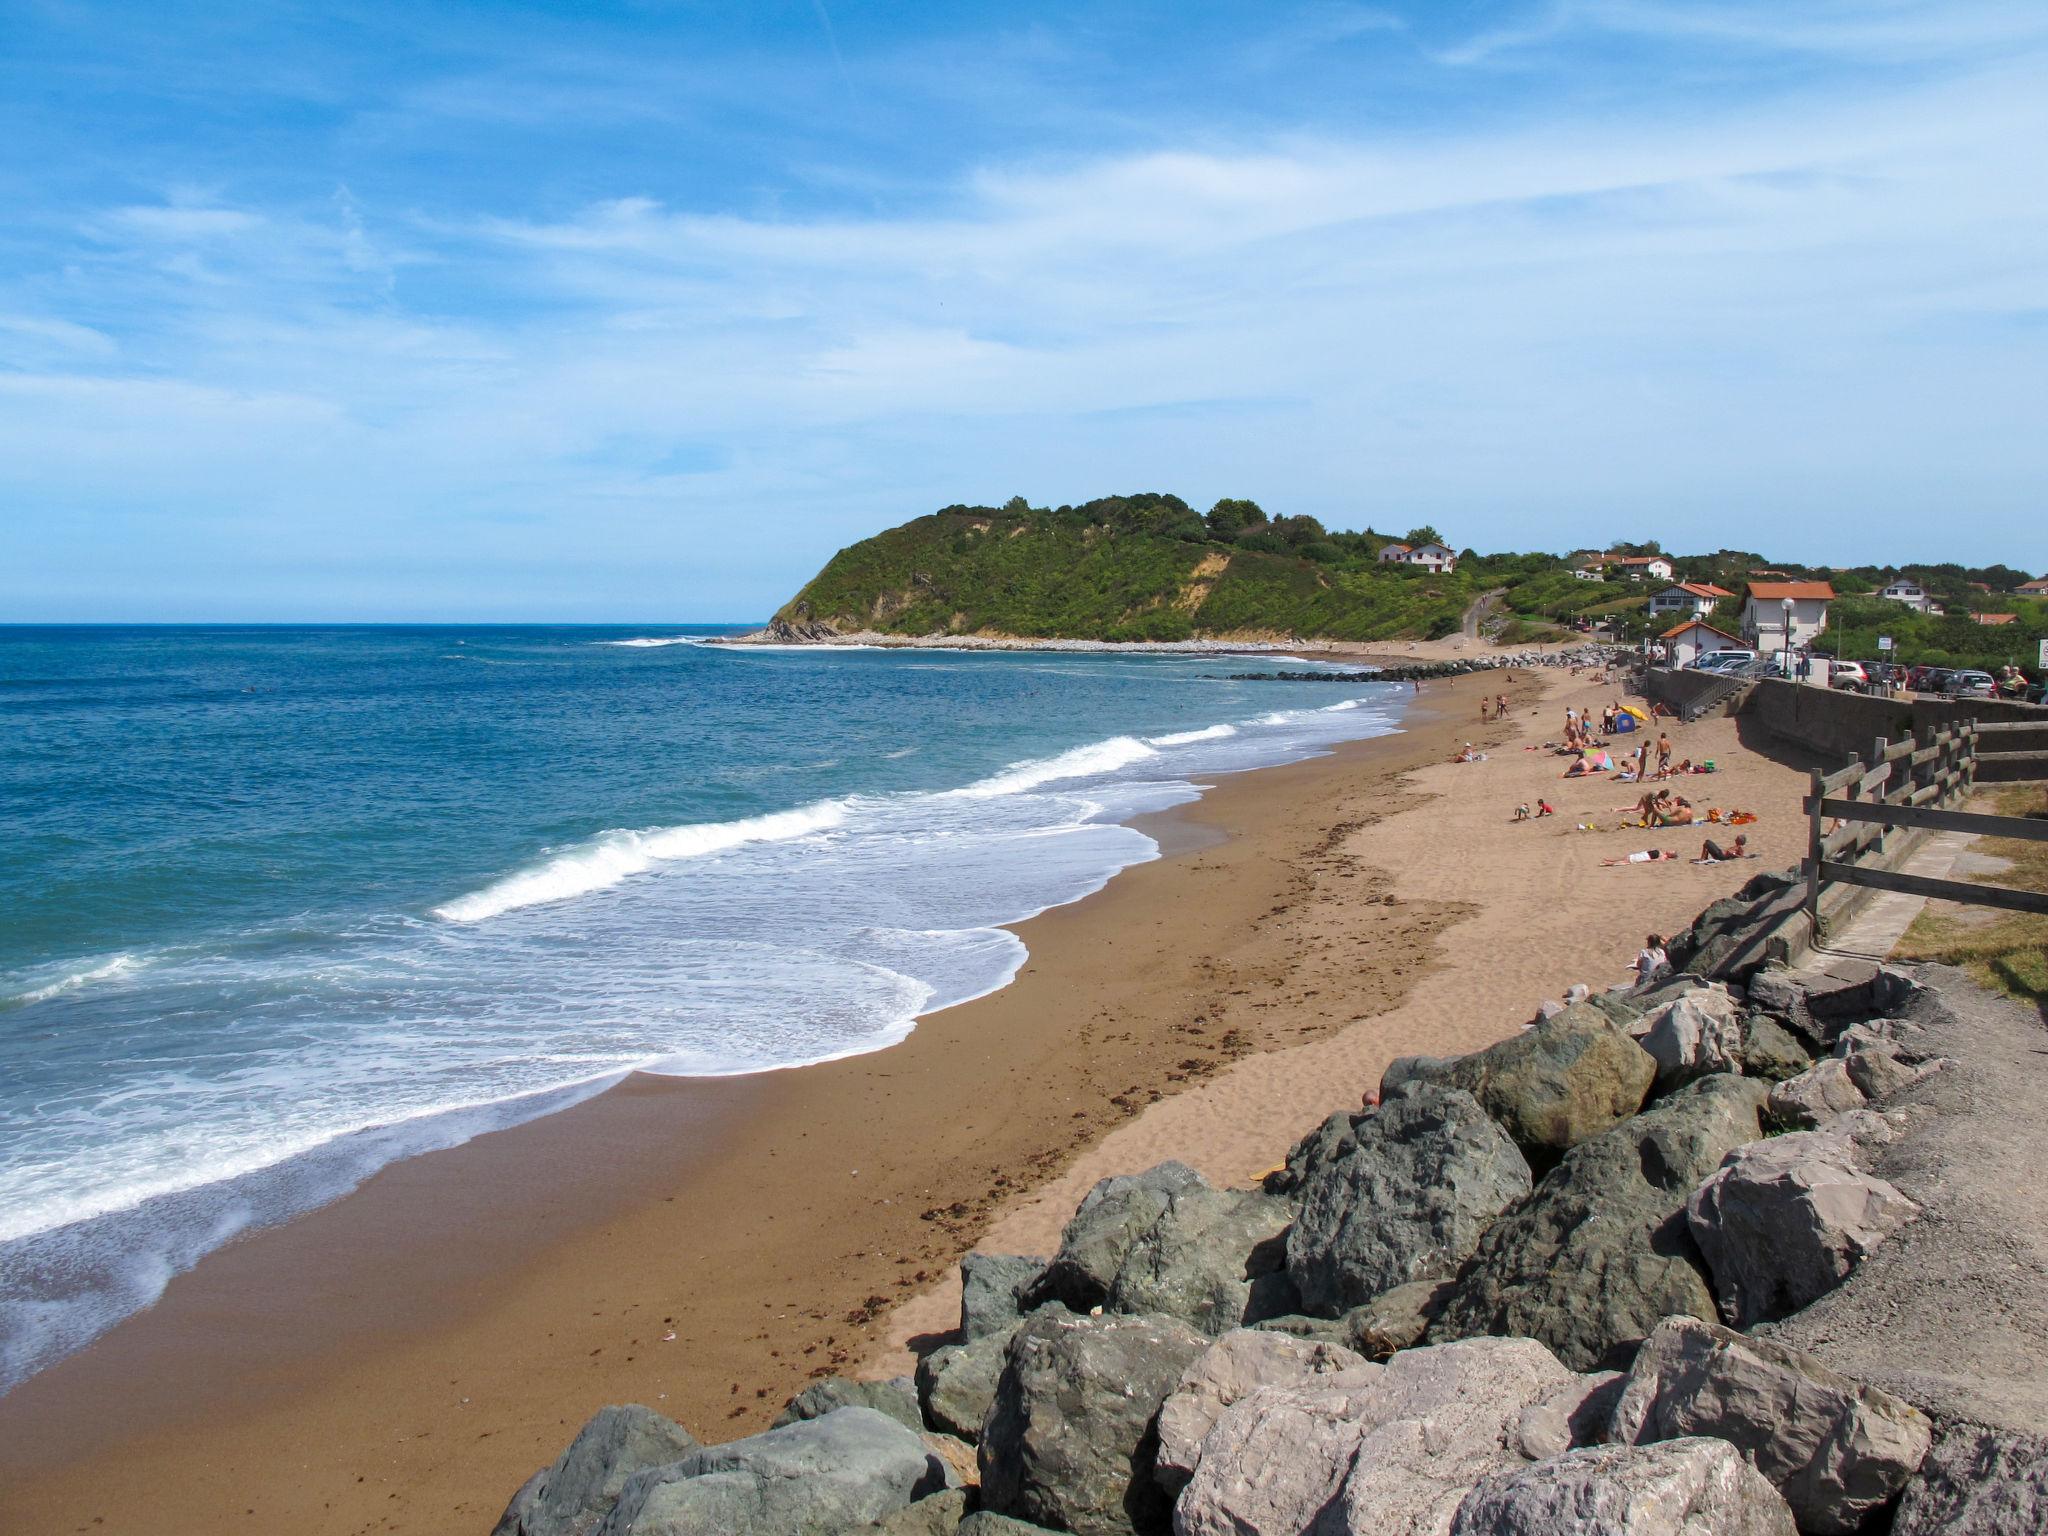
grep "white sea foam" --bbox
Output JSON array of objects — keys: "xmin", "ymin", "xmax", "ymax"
[
  {"xmin": 949, "ymin": 735, "xmax": 1158, "ymax": 799},
  {"xmin": 2, "ymin": 953, "xmax": 141, "ymax": 1009},
  {"xmin": 1147, "ymin": 723, "xmax": 1239, "ymax": 746},
  {"xmin": 434, "ymin": 801, "xmax": 849, "ymax": 922},
  {"xmin": 600, "ymin": 636, "xmax": 704, "ymax": 648}
]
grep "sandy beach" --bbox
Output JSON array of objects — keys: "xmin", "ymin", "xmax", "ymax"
[{"xmin": 0, "ymin": 661, "xmax": 1818, "ymax": 1536}]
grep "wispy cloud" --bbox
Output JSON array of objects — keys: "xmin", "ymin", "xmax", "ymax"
[{"xmin": 0, "ymin": 3, "xmax": 2042, "ymax": 618}]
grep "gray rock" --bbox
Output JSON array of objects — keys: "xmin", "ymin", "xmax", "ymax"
[
  {"xmin": 849, "ymin": 1488, "xmax": 969, "ymax": 1536},
  {"xmin": 1516, "ymin": 1370, "xmax": 1626, "ymax": 1460},
  {"xmin": 1154, "ymin": 1328, "xmax": 1377, "ymax": 1496},
  {"xmin": 918, "ymin": 1321, "xmax": 1024, "ymax": 1443},
  {"xmin": 1022, "ymin": 1162, "xmax": 1206, "ymax": 1312},
  {"xmin": 1738, "ymin": 1015, "xmax": 1811, "ymax": 1082},
  {"xmin": 1609, "ymin": 1316, "xmax": 1932, "ymax": 1534},
  {"xmin": 960, "ymin": 1253, "xmax": 1045, "ymax": 1342},
  {"xmin": 1285, "ymin": 1085, "xmax": 1532, "ymax": 1317},
  {"xmin": 1348, "ymin": 1277, "xmax": 1456, "ymax": 1359},
  {"xmin": 1892, "ymin": 1422, "xmax": 2048, "ymax": 1535},
  {"xmin": 1449, "ymin": 1437, "xmax": 1797, "ymax": 1536},
  {"xmin": 1105, "ymin": 1182, "xmax": 1297, "ymax": 1335},
  {"xmin": 495, "ymin": 1404, "xmax": 699, "ymax": 1536},
  {"xmin": 1765, "ymin": 1057, "xmax": 1867, "ymax": 1129},
  {"xmin": 599, "ymin": 1406, "xmax": 943, "ymax": 1536},
  {"xmin": 1024, "ymin": 1162, "xmax": 1294, "ymax": 1336},
  {"xmin": 1267, "ymin": 1108, "xmax": 1361, "ymax": 1197},
  {"xmin": 979, "ymin": 1309, "xmax": 1209, "ymax": 1536},
  {"xmin": 1175, "ymin": 1336, "xmax": 1579, "ymax": 1536},
  {"xmin": 958, "ymin": 1514, "xmax": 1064, "ymax": 1535},
  {"xmin": 1686, "ymin": 1127, "xmax": 1918, "ymax": 1326},
  {"xmin": 1248, "ymin": 1313, "xmax": 1354, "ymax": 1345},
  {"xmin": 776, "ymin": 1376, "xmax": 924, "ymax": 1433},
  {"xmin": 1428, "ymin": 1074, "xmax": 1771, "ymax": 1370},
  {"xmin": 1640, "ymin": 987, "xmax": 1745, "ymax": 1090},
  {"xmin": 1382, "ymin": 1002, "xmax": 1657, "ymax": 1160},
  {"xmin": 1842, "ymin": 1038, "xmax": 1919, "ymax": 1100}
]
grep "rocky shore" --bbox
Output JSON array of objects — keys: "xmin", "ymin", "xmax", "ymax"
[{"xmin": 489, "ymin": 874, "xmax": 2048, "ymax": 1536}]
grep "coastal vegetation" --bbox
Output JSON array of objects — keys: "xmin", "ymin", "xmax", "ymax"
[
  {"xmin": 773, "ymin": 498, "xmax": 2045, "ymax": 667},
  {"xmin": 1894, "ymin": 783, "xmax": 2048, "ymax": 1004}
]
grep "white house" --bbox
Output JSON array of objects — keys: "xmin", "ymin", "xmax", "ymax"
[
  {"xmin": 1378, "ymin": 541, "xmax": 1457, "ymax": 573},
  {"xmin": 1571, "ymin": 565, "xmax": 1605, "ymax": 582},
  {"xmin": 1608, "ymin": 555, "xmax": 1675, "ymax": 583},
  {"xmin": 1879, "ymin": 579, "xmax": 1943, "ymax": 615},
  {"xmin": 1648, "ymin": 582, "xmax": 1735, "ymax": 621},
  {"xmin": 1661, "ymin": 620, "xmax": 1746, "ymax": 669},
  {"xmin": 1741, "ymin": 581, "xmax": 1834, "ymax": 654}
]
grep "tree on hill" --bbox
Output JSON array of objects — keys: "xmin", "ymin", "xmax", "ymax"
[
  {"xmin": 1404, "ymin": 525, "xmax": 1443, "ymax": 548},
  {"xmin": 1205, "ymin": 498, "xmax": 1268, "ymax": 540}
]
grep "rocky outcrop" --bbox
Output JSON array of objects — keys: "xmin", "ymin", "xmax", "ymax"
[
  {"xmin": 1765, "ymin": 1057, "xmax": 1867, "ymax": 1129},
  {"xmin": 1284, "ymin": 1084, "xmax": 1531, "ymax": 1316},
  {"xmin": 1349, "ymin": 1278, "xmax": 1457, "ymax": 1359},
  {"xmin": 1153, "ymin": 1328, "xmax": 1377, "ymax": 1497},
  {"xmin": 1173, "ymin": 1337, "xmax": 1586, "ymax": 1536},
  {"xmin": 918, "ymin": 1320, "xmax": 1026, "ymax": 1443},
  {"xmin": 1381, "ymin": 1003, "xmax": 1657, "ymax": 1162},
  {"xmin": 776, "ymin": 1376, "xmax": 924, "ymax": 1434},
  {"xmin": 597, "ymin": 1407, "xmax": 943, "ymax": 1536},
  {"xmin": 1737, "ymin": 1015, "xmax": 1811, "ymax": 1082},
  {"xmin": 1428, "ymin": 1075, "xmax": 1771, "ymax": 1369},
  {"xmin": 1686, "ymin": 1126, "xmax": 1917, "ymax": 1326},
  {"xmin": 495, "ymin": 1405, "xmax": 700, "ymax": 1536},
  {"xmin": 1892, "ymin": 1422, "xmax": 2048, "ymax": 1535},
  {"xmin": 1449, "ymin": 1437, "xmax": 1797, "ymax": 1536},
  {"xmin": 1639, "ymin": 987, "xmax": 1746, "ymax": 1090},
  {"xmin": 960, "ymin": 1254, "xmax": 1045, "ymax": 1343},
  {"xmin": 849, "ymin": 1488, "xmax": 970, "ymax": 1536},
  {"xmin": 979, "ymin": 1309, "xmax": 1209, "ymax": 1536},
  {"xmin": 1609, "ymin": 1316, "xmax": 1931, "ymax": 1534},
  {"xmin": 1022, "ymin": 1163, "xmax": 1294, "ymax": 1336}
]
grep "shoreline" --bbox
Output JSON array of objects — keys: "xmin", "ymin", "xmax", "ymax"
[{"xmin": 0, "ymin": 661, "xmax": 1815, "ymax": 1536}]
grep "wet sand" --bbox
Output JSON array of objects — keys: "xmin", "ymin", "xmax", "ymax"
[{"xmin": 0, "ymin": 664, "xmax": 1810, "ymax": 1536}]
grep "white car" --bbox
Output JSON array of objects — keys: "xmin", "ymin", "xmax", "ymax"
[
  {"xmin": 1687, "ymin": 649, "xmax": 1757, "ymax": 672},
  {"xmin": 1829, "ymin": 661, "xmax": 1870, "ymax": 692}
]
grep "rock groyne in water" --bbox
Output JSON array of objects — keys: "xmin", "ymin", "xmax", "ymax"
[{"xmin": 491, "ymin": 876, "xmax": 2045, "ymax": 1536}]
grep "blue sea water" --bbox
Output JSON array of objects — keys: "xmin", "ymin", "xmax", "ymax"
[{"xmin": 0, "ymin": 625, "xmax": 1406, "ymax": 1390}]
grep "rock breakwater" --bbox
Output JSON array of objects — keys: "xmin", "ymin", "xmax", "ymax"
[{"xmin": 492, "ymin": 877, "xmax": 2034, "ymax": 1536}]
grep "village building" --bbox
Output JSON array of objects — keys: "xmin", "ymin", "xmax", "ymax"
[
  {"xmin": 1741, "ymin": 580, "xmax": 1835, "ymax": 653},
  {"xmin": 1975, "ymin": 613, "xmax": 2017, "ymax": 626},
  {"xmin": 1879, "ymin": 578, "xmax": 1943, "ymax": 614},
  {"xmin": 1605, "ymin": 554, "xmax": 1675, "ymax": 582},
  {"xmin": 1660, "ymin": 619, "xmax": 1746, "ymax": 669},
  {"xmin": 2019, "ymin": 577, "xmax": 2048, "ymax": 596},
  {"xmin": 1647, "ymin": 581, "xmax": 1735, "ymax": 621},
  {"xmin": 1377, "ymin": 541, "xmax": 1457, "ymax": 573}
]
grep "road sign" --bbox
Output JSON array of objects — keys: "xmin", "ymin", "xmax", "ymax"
[
  {"xmin": 1878, "ymin": 635, "xmax": 1893, "ymax": 652},
  {"xmin": 2039, "ymin": 638, "xmax": 2047, "ymax": 668}
]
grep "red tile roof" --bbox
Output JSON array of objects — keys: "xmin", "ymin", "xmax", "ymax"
[
  {"xmin": 1669, "ymin": 582, "xmax": 1734, "ymax": 599},
  {"xmin": 1661, "ymin": 620, "xmax": 1743, "ymax": 642},
  {"xmin": 1975, "ymin": 613, "xmax": 2017, "ymax": 625},
  {"xmin": 2020, "ymin": 578, "xmax": 2048, "ymax": 594},
  {"xmin": 1747, "ymin": 581, "xmax": 1835, "ymax": 601}
]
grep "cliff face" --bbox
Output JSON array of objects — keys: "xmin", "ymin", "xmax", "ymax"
[{"xmin": 772, "ymin": 508, "xmax": 1475, "ymax": 643}]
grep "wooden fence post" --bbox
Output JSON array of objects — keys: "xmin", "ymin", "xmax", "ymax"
[{"xmin": 1805, "ymin": 767, "xmax": 1824, "ymax": 938}]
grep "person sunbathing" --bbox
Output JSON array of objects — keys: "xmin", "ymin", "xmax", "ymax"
[
  {"xmin": 1652, "ymin": 799, "xmax": 1696, "ymax": 827},
  {"xmin": 1696, "ymin": 834, "xmax": 1751, "ymax": 863},
  {"xmin": 1603, "ymin": 849, "xmax": 1680, "ymax": 865}
]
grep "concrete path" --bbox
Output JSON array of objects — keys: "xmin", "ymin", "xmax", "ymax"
[
  {"xmin": 1763, "ymin": 965, "xmax": 2048, "ymax": 1433},
  {"xmin": 1820, "ymin": 828, "xmax": 1977, "ymax": 962}
]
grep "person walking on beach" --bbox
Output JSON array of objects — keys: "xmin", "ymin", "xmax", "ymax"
[{"xmin": 1655, "ymin": 732, "xmax": 1673, "ymax": 775}]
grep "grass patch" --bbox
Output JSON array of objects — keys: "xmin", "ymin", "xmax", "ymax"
[{"xmin": 1893, "ymin": 783, "xmax": 2048, "ymax": 1005}]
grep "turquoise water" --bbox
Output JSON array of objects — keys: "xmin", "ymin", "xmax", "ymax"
[{"xmin": 0, "ymin": 625, "xmax": 1405, "ymax": 1389}]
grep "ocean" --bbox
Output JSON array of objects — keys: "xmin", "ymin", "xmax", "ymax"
[{"xmin": 0, "ymin": 625, "xmax": 1407, "ymax": 1391}]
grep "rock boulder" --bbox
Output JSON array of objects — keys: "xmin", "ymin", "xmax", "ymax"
[
  {"xmin": 1428, "ymin": 1074, "xmax": 1771, "ymax": 1370},
  {"xmin": 1892, "ymin": 1422, "xmax": 2048, "ymax": 1536},
  {"xmin": 1608, "ymin": 1316, "xmax": 1932, "ymax": 1534},
  {"xmin": 979, "ymin": 1309, "xmax": 1209, "ymax": 1536},
  {"xmin": 1449, "ymin": 1437, "xmax": 1797, "ymax": 1536},
  {"xmin": 1639, "ymin": 987, "xmax": 1745, "ymax": 1090},
  {"xmin": 1285, "ymin": 1084, "xmax": 1531, "ymax": 1316},
  {"xmin": 495, "ymin": 1404, "xmax": 699, "ymax": 1536},
  {"xmin": 960, "ymin": 1253, "xmax": 1045, "ymax": 1343},
  {"xmin": 1381, "ymin": 1003, "xmax": 1657, "ymax": 1161},
  {"xmin": 1686, "ymin": 1127, "xmax": 1918, "ymax": 1326},
  {"xmin": 1154, "ymin": 1328, "xmax": 1377, "ymax": 1496},
  {"xmin": 776, "ymin": 1376, "xmax": 924, "ymax": 1434},
  {"xmin": 918, "ymin": 1320, "xmax": 1024, "ymax": 1443}
]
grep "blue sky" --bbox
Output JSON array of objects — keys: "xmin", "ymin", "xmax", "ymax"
[{"xmin": 1, "ymin": 1, "xmax": 2042, "ymax": 620}]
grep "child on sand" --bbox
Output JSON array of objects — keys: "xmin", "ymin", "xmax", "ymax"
[{"xmin": 1535, "ymin": 799, "xmax": 1555, "ymax": 818}]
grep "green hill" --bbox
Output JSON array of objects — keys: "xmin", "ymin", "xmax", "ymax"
[{"xmin": 770, "ymin": 495, "xmax": 1494, "ymax": 643}]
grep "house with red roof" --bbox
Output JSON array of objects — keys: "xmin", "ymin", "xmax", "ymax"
[
  {"xmin": 1647, "ymin": 581, "xmax": 1735, "ymax": 621},
  {"xmin": 1660, "ymin": 620, "xmax": 1746, "ymax": 669},
  {"xmin": 1741, "ymin": 580, "xmax": 1835, "ymax": 651}
]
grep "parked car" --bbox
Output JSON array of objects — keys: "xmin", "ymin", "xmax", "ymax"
[
  {"xmin": 1686, "ymin": 649, "xmax": 1757, "ymax": 672},
  {"xmin": 1917, "ymin": 667, "xmax": 1956, "ymax": 695},
  {"xmin": 1829, "ymin": 660, "xmax": 1870, "ymax": 692},
  {"xmin": 1945, "ymin": 670, "xmax": 1998, "ymax": 699}
]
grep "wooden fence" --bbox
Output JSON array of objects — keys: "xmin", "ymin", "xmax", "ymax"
[{"xmin": 1802, "ymin": 720, "xmax": 2048, "ymax": 936}]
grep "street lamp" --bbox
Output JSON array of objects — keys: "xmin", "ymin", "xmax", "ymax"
[{"xmin": 1780, "ymin": 597, "xmax": 1795, "ymax": 680}]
